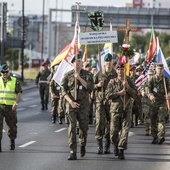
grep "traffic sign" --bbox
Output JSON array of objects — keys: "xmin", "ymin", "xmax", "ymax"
[
  {"xmin": 18, "ymin": 16, "xmax": 29, "ymax": 27},
  {"xmin": 79, "ymin": 31, "xmax": 118, "ymax": 45}
]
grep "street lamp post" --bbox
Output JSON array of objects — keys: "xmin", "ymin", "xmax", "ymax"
[
  {"xmin": 41, "ymin": 0, "xmax": 45, "ymax": 64},
  {"xmin": 21, "ymin": 0, "xmax": 25, "ymax": 81}
]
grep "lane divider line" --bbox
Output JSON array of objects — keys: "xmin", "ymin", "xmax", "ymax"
[
  {"xmin": 19, "ymin": 141, "xmax": 36, "ymax": 148},
  {"xmin": 29, "ymin": 105, "xmax": 38, "ymax": 108},
  {"xmin": 55, "ymin": 128, "xmax": 67, "ymax": 133}
]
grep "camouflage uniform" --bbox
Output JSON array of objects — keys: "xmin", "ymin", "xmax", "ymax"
[
  {"xmin": 147, "ymin": 71, "xmax": 170, "ymax": 144},
  {"xmin": 61, "ymin": 69, "xmax": 93, "ymax": 157},
  {"xmin": 0, "ymin": 75, "xmax": 22, "ymax": 151},
  {"xmin": 35, "ymin": 67, "xmax": 51, "ymax": 110},
  {"xmin": 93, "ymin": 68, "xmax": 117, "ymax": 153},
  {"xmin": 105, "ymin": 74, "xmax": 137, "ymax": 159},
  {"xmin": 49, "ymin": 80, "xmax": 60, "ymax": 123}
]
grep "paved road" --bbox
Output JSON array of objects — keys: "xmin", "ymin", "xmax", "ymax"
[{"xmin": 0, "ymin": 86, "xmax": 170, "ymax": 170}]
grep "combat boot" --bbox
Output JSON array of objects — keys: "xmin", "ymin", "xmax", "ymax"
[
  {"xmin": 76, "ymin": 127, "xmax": 79, "ymax": 135},
  {"xmin": 104, "ymin": 139, "xmax": 110, "ymax": 154},
  {"xmin": 10, "ymin": 139, "xmax": 15, "ymax": 150},
  {"xmin": 59, "ymin": 117, "xmax": 63, "ymax": 124},
  {"xmin": 96, "ymin": 139, "xmax": 103, "ymax": 154},
  {"xmin": 80, "ymin": 145, "xmax": 86, "ymax": 157},
  {"xmin": 118, "ymin": 149, "xmax": 125, "ymax": 159},
  {"xmin": 41, "ymin": 104, "xmax": 44, "ymax": 110},
  {"xmin": 45, "ymin": 104, "xmax": 48, "ymax": 110},
  {"xmin": 158, "ymin": 137, "xmax": 165, "ymax": 145},
  {"xmin": 68, "ymin": 153, "xmax": 77, "ymax": 160},
  {"xmin": 52, "ymin": 115, "xmax": 56, "ymax": 124},
  {"xmin": 152, "ymin": 137, "xmax": 158, "ymax": 144},
  {"xmin": 113, "ymin": 146, "xmax": 118, "ymax": 156}
]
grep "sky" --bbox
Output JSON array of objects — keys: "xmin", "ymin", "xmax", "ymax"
[{"xmin": 1, "ymin": 0, "xmax": 132, "ymax": 15}]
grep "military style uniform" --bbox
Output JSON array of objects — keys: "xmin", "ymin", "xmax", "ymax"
[
  {"xmin": 105, "ymin": 64, "xmax": 137, "ymax": 159},
  {"xmin": 35, "ymin": 64, "xmax": 51, "ymax": 110},
  {"xmin": 61, "ymin": 68, "xmax": 93, "ymax": 159},
  {"xmin": 49, "ymin": 79, "xmax": 60, "ymax": 123},
  {"xmin": 94, "ymin": 68, "xmax": 117, "ymax": 154},
  {"xmin": 147, "ymin": 64, "xmax": 170, "ymax": 144},
  {"xmin": 0, "ymin": 64, "xmax": 22, "ymax": 152}
]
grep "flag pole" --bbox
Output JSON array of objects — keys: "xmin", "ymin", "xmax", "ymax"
[{"xmin": 74, "ymin": 2, "xmax": 81, "ymax": 100}]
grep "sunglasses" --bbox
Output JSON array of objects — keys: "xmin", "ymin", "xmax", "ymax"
[{"xmin": 1, "ymin": 70, "xmax": 9, "ymax": 74}]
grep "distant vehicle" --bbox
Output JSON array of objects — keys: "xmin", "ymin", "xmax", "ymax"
[{"xmin": 10, "ymin": 71, "xmax": 24, "ymax": 81}]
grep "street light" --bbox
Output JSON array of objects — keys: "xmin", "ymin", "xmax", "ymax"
[{"xmin": 41, "ymin": 0, "xmax": 45, "ymax": 64}]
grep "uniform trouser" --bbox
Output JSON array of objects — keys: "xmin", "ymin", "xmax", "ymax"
[
  {"xmin": 39, "ymin": 85, "xmax": 49, "ymax": 104},
  {"xmin": 0, "ymin": 105, "xmax": 17, "ymax": 140},
  {"xmin": 66, "ymin": 110, "xmax": 88, "ymax": 153},
  {"xmin": 110, "ymin": 111, "xmax": 131, "ymax": 150},
  {"xmin": 51, "ymin": 98, "xmax": 59, "ymax": 117},
  {"xmin": 150, "ymin": 106, "xmax": 166, "ymax": 139},
  {"xmin": 95, "ymin": 102, "xmax": 110, "ymax": 141},
  {"xmin": 58, "ymin": 97, "xmax": 65, "ymax": 118}
]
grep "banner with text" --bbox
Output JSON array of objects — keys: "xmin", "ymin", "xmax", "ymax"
[{"xmin": 79, "ymin": 31, "xmax": 118, "ymax": 45}]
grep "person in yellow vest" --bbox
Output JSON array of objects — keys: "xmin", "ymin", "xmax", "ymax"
[{"xmin": 0, "ymin": 64, "xmax": 22, "ymax": 152}]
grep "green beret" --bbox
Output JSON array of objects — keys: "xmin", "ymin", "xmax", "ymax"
[
  {"xmin": 0, "ymin": 64, "xmax": 9, "ymax": 72},
  {"xmin": 156, "ymin": 63, "xmax": 163, "ymax": 69},
  {"xmin": 104, "ymin": 53, "xmax": 113, "ymax": 61},
  {"xmin": 167, "ymin": 60, "xmax": 170, "ymax": 67}
]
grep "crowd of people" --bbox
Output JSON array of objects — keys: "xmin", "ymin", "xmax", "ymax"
[
  {"xmin": 34, "ymin": 53, "xmax": 170, "ymax": 161},
  {"xmin": 1, "ymin": 52, "xmax": 169, "ymax": 161}
]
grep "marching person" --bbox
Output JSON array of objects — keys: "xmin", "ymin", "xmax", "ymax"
[
  {"xmin": 60, "ymin": 54, "xmax": 93, "ymax": 160},
  {"xmin": 35, "ymin": 62, "xmax": 51, "ymax": 110},
  {"xmin": 93, "ymin": 53, "xmax": 117, "ymax": 154},
  {"xmin": 105, "ymin": 63, "xmax": 137, "ymax": 159},
  {"xmin": 147, "ymin": 63, "xmax": 170, "ymax": 144},
  {"xmin": 0, "ymin": 64, "xmax": 22, "ymax": 152}
]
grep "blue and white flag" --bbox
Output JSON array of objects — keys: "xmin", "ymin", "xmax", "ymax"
[{"xmin": 156, "ymin": 37, "xmax": 170, "ymax": 79}]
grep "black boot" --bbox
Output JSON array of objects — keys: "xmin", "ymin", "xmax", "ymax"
[
  {"xmin": 118, "ymin": 149, "xmax": 125, "ymax": 159},
  {"xmin": 104, "ymin": 139, "xmax": 110, "ymax": 154},
  {"xmin": 76, "ymin": 127, "xmax": 79, "ymax": 135},
  {"xmin": 96, "ymin": 139, "xmax": 103, "ymax": 154},
  {"xmin": 152, "ymin": 137, "xmax": 158, "ymax": 144},
  {"xmin": 10, "ymin": 139, "xmax": 15, "ymax": 150},
  {"xmin": 41, "ymin": 104, "xmax": 44, "ymax": 110},
  {"xmin": 52, "ymin": 115, "xmax": 56, "ymax": 123},
  {"xmin": 80, "ymin": 146, "xmax": 86, "ymax": 157},
  {"xmin": 59, "ymin": 117, "xmax": 63, "ymax": 124},
  {"xmin": 68, "ymin": 153, "xmax": 77, "ymax": 160},
  {"xmin": 114, "ymin": 146, "xmax": 118, "ymax": 156},
  {"xmin": 45, "ymin": 104, "xmax": 48, "ymax": 110}
]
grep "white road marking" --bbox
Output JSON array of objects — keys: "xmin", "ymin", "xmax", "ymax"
[
  {"xmin": 22, "ymin": 98, "xmax": 33, "ymax": 101},
  {"xmin": 55, "ymin": 128, "xmax": 67, "ymax": 132},
  {"xmin": 29, "ymin": 105, "xmax": 38, "ymax": 108},
  {"xmin": 17, "ymin": 108, "xmax": 25, "ymax": 111},
  {"xmin": 3, "ymin": 129, "xmax": 5, "ymax": 132},
  {"xmin": 19, "ymin": 141, "xmax": 36, "ymax": 148}
]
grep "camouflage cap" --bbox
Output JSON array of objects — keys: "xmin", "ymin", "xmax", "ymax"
[{"xmin": 156, "ymin": 63, "xmax": 163, "ymax": 69}]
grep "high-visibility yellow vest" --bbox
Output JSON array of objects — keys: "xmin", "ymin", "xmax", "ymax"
[{"xmin": 0, "ymin": 77, "xmax": 17, "ymax": 105}]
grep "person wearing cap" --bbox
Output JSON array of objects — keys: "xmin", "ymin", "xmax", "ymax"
[
  {"xmin": 0, "ymin": 64, "xmax": 22, "ymax": 152},
  {"xmin": 93, "ymin": 53, "xmax": 117, "ymax": 155},
  {"xmin": 105, "ymin": 63, "xmax": 137, "ymax": 159},
  {"xmin": 130, "ymin": 64, "xmax": 143, "ymax": 126},
  {"xmin": 60, "ymin": 54, "xmax": 93, "ymax": 160},
  {"xmin": 147, "ymin": 63, "xmax": 170, "ymax": 144},
  {"xmin": 140, "ymin": 69, "xmax": 154, "ymax": 136},
  {"xmin": 35, "ymin": 62, "xmax": 51, "ymax": 110}
]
